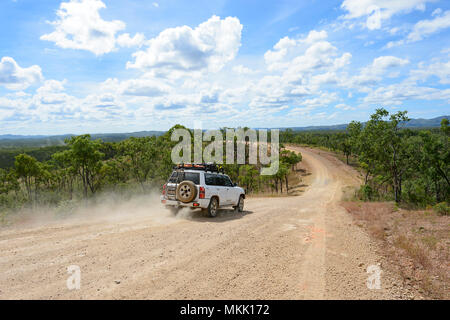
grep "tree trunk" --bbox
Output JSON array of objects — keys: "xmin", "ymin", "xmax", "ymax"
[{"xmin": 285, "ymin": 174, "xmax": 289, "ymax": 193}]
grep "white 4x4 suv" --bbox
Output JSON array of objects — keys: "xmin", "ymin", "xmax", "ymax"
[{"xmin": 161, "ymin": 164, "xmax": 245, "ymax": 217}]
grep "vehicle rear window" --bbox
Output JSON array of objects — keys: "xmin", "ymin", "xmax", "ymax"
[
  {"xmin": 179, "ymin": 172, "xmax": 200, "ymax": 185},
  {"xmin": 168, "ymin": 172, "xmax": 178, "ymax": 183}
]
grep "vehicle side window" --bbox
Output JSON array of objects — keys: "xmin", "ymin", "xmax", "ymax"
[
  {"xmin": 215, "ymin": 175, "xmax": 226, "ymax": 186},
  {"xmin": 168, "ymin": 172, "xmax": 178, "ymax": 183},
  {"xmin": 224, "ymin": 176, "xmax": 233, "ymax": 187},
  {"xmin": 205, "ymin": 173, "xmax": 215, "ymax": 185}
]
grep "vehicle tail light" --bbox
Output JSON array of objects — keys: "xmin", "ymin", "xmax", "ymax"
[
  {"xmin": 162, "ymin": 184, "xmax": 166, "ymax": 196},
  {"xmin": 199, "ymin": 186, "xmax": 205, "ymax": 199}
]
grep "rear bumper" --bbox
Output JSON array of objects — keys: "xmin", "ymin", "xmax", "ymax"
[{"xmin": 161, "ymin": 196, "xmax": 210, "ymax": 209}]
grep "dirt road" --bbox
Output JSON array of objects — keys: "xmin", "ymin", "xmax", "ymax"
[{"xmin": 0, "ymin": 147, "xmax": 410, "ymax": 299}]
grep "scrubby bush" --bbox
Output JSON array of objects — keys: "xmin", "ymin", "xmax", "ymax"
[{"xmin": 433, "ymin": 202, "xmax": 450, "ymax": 216}]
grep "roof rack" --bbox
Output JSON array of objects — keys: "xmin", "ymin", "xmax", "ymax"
[{"xmin": 174, "ymin": 163, "xmax": 224, "ymax": 174}]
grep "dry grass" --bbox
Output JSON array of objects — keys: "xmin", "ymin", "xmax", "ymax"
[{"xmin": 342, "ymin": 201, "xmax": 450, "ymax": 299}]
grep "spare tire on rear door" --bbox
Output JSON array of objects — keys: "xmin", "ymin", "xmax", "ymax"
[{"xmin": 176, "ymin": 180, "xmax": 197, "ymax": 203}]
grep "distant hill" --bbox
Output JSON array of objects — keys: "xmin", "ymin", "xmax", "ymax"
[
  {"xmin": 0, "ymin": 131, "xmax": 164, "ymax": 148},
  {"xmin": 0, "ymin": 115, "xmax": 447, "ymax": 148},
  {"xmin": 287, "ymin": 115, "xmax": 448, "ymax": 131}
]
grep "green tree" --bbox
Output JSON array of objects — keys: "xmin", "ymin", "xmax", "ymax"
[
  {"xmin": 54, "ymin": 135, "xmax": 104, "ymax": 198},
  {"xmin": 0, "ymin": 168, "xmax": 19, "ymax": 196},
  {"xmin": 14, "ymin": 154, "xmax": 41, "ymax": 201},
  {"xmin": 119, "ymin": 137, "xmax": 158, "ymax": 191},
  {"xmin": 441, "ymin": 118, "xmax": 449, "ymax": 136}
]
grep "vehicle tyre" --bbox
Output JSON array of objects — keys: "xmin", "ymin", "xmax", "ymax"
[
  {"xmin": 236, "ymin": 195, "xmax": 244, "ymax": 212},
  {"xmin": 176, "ymin": 181, "xmax": 197, "ymax": 203},
  {"xmin": 207, "ymin": 197, "xmax": 219, "ymax": 217}
]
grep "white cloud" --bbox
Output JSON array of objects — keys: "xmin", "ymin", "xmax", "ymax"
[
  {"xmin": 35, "ymin": 80, "xmax": 71, "ymax": 105},
  {"xmin": 351, "ymin": 56, "xmax": 409, "ymax": 86},
  {"xmin": 117, "ymin": 33, "xmax": 146, "ymax": 48},
  {"xmin": 387, "ymin": 9, "xmax": 450, "ymax": 47},
  {"xmin": 41, "ymin": 0, "xmax": 142, "ymax": 55},
  {"xmin": 127, "ymin": 15, "xmax": 243, "ymax": 77},
  {"xmin": 341, "ymin": 0, "xmax": 432, "ymax": 30},
  {"xmin": 264, "ymin": 30, "xmax": 328, "ymax": 70},
  {"xmin": 249, "ymin": 30, "xmax": 353, "ymax": 112},
  {"xmin": 364, "ymin": 82, "xmax": 450, "ymax": 105},
  {"xmin": 369, "ymin": 56, "xmax": 410, "ymax": 73},
  {"xmin": 232, "ymin": 65, "xmax": 254, "ymax": 75},
  {"xmin": 407, "ymin": 10, "xmax": 450, "ymax": 42},
  {"xmin": 335, "ymin": 103, "xmax": 355, "ymax": 110},
  {"xmin": 300, "ymin": 92, "xmax": 339, "ymax": 108},
  {"xmin": 0, "ymin": 56, "xmax": 43, "ymax": 90},
  {"xmin": 121, "ymin": 78, "xmax": 170, "ymax": 97},
  {"xmin": 410, "ymin": 60, "xmax": 450, "ymax": 84}
]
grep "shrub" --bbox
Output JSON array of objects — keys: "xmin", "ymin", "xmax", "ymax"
[
  {"xmin": 358, "ymin": 184, "xmax": 373, "ymax": 201},
  {"xmin": 433, "ymin": 202, "xmax": 450, "ymax": 216}
]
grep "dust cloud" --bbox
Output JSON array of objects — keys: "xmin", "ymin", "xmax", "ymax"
[{"xmin": 2, "ymin": 191, "xmax": 201, "ymax": 230}]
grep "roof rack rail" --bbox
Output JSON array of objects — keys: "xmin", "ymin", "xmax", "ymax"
[{"xmin": 173, "ymin": 163, "xmax": 224, "ymax": 174}]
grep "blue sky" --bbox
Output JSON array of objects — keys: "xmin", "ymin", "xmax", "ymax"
[{"xmin": 0, "ymin": 0, "xmax": 449, "ymax": 134}]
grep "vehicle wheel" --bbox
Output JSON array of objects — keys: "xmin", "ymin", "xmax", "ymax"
[
  {"xmin": 237, "ymin": 195, "xmax": 244, "ymax": 212},
  {"xmin": 176, "ymin": 181, "xmax": 197, "ymax": 203},
  {"xmin": 207, "ymin": 197, "xmax": 219, "ymax": 217}
]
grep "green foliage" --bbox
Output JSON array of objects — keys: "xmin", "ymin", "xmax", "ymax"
[
  {"xmin": 53, "ymin": 135, "xmax": 105, "ymax": 198},
  {"xmin": 281, "ymin": 110, "xmax": 449, "ymax": 207},
  {"xmin": 433, "ymin": 202, "xmax": 449, "ymax": 216},
  {"xmin": 0, "ymin": 145, "xmax": 67, "ymax": 169},
  {"xmin": 14, "ymin": 153, "xmax": 41, "ymax": 201},
  {"xmin": 0, "ymin": 125, "xmax": 196, "ymax": 219},
  {"xmin": 359, "ymin": 185, "xmax": 373, "ymax": 201}
]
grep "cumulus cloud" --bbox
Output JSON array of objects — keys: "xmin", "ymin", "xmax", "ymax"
[
  {"xmin": 232, "ymin": 65, "xmax": 254, "ymax": 75},
  {"xmin": 127, "ymin": 15, "xmax": 243, "ymax": 77},
  {"xmin": 368, "ymin": 56, "xmax": 410, "ymax": 73},
  {"xmin": 335, "ymin": 103, "xmax": 355, "ymax": 110},
  {"xmin": 121, "ymin": 78, "xmax": 170, "ymax": 97},
  {"xmin": 249, "ymin": 30, "xmax": 354, "ymax": 111},
  {"xmin": 363, "ymin": 82, "xmax": 450, "ymax": 105},
  {"xmin": 0, "ymin": 57, "xmax": 43, "ymax": 90},
  {"xmin": 35, "ymin": 80, "xmax": 71, "ymax": 105},
  {"xmin": 116, "ymin": 33, "xmax": 146, "ymax": 48},
  {"xmin": 387, "ymin": 10, "xmax": 450, "ymax": 48},
  {"xmin": 264, "ymin": 30, "xmax": 328, "ymax": 70},
  {"xmin": 407, "ymin": 9, "xmax": 450, "ymax": 41},
  {"xmin": 41, "ymin": 0, "xmax": 143, "ymax": 55},
  {"xmin": 341, "ymin": 0, "xmax": 432, "ymax": 30},
  {"xmin": 410, "ymin": 60, "xmax": 450, "ymax": 84},
  {"xmin": 351, "ymin": 56, "xmax": 409, "ymax": 86}
]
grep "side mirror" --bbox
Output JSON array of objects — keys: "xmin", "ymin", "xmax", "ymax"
[{"xmin": 233, "ymin": 183, "xmax": 237, "ymax": 187}]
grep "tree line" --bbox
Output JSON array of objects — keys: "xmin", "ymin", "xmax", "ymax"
[{"xmin": 0, "ymin": 125, "xmax": 301, "ymax": 218}]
